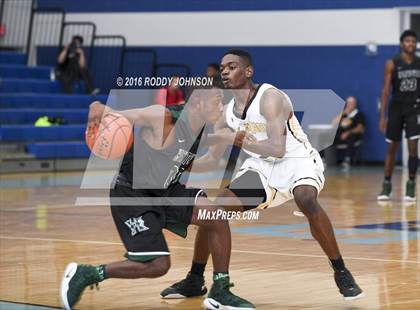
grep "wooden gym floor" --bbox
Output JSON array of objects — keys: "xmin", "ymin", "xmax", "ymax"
[{"xmin": 0, "ymin": 167, "xmax": 419, "ymax": 310}]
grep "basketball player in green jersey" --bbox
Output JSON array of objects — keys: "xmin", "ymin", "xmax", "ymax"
[{"xmin": 60, "ymin": 88, "xmax": 256, "ymax": 310}]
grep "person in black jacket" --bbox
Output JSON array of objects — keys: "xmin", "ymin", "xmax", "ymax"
[
  {"xmin": 332, "ymin": 96, "xmax": 365, "ymax": 169},
  {"xmin": 56, "ymin": 35, "xmax": 98, "ymax": 94}
]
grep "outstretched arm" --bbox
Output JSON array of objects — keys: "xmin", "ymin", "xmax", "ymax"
[
  {"xmin": 193, "ymin": 89, "xmax": 293, "ymax": 169},
  {"xmin": 191, "ymin": 129, "xmax": 233, "ymax": 172},
  {"xmin": 87, "ymin": 101, "xmax": 170, "ymax": 130}
]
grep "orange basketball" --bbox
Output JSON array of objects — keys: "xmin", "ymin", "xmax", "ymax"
[
  {"xmin": 85, "ymin": 112, "xmax": 133, "ymax": 160},
  {"xmin": 85, "ymin": 124, "xmax": 98, "ymax": 150}
]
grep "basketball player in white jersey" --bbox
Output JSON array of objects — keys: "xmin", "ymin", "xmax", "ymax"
[{"xmin": 161, "ymin": 50, "xmax": 364, "ymax": 305}]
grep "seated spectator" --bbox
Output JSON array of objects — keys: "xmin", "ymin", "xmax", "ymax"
[
  {"xmin": 56, "ymin": 35, "xmax": 98, "ymax": 94},
  {"xmin": 207, "ymin": 63, "xmax": 223, "ymax": 88},
  {"xmin": 332, "ymin": 96, "xmax": 365, "ymax": 169},
  {"xmin": 155, "ymin": 75, "xmax": 185, "ymax": 106}
]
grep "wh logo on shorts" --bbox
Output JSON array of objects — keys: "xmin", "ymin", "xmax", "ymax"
[{"xmin": 125, "ymin": 216, "xmax": 149, "ymax": 236}]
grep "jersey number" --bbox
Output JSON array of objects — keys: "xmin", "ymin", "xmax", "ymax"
[{"xmin": 400, "ymin": 78, "xmax": 417, "ymax": 92}]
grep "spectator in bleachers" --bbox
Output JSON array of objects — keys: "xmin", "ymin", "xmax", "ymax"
[
  {"xmin": 332, "ymin": 96, "xmax": 365, "ymax": 169},
  {"xmin": 155, "ymin": 75, "xmax": 185, "ymax": 120},
  {"xmin": 56, "ymin": 35, "xmax": 98, "ymax": 95},
  {"xmin": 155, "ymin": 75, "xmax": 185, "ymax": 106},
  {"xmin": 207, "ymin": 63, "xmax": 223, "ymax": 88}
]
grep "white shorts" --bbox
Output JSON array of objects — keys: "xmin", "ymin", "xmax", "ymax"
[{"xmin": 233, "ymin": 150, "xmax": 325, "ymax": 209}]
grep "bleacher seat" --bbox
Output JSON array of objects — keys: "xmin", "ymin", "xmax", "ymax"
[
  {"xmin": 0, "ymin": 109, "xmax": 87, "ymax": 124},
  {"xmin": 0, "ymin": 94, "xmax": 107, "ymax": 108},
  {"xmin": 26, "ymin": 141, "xmax": 90, "ymax": 159},
  {"xmin": 0, "ymin": 65, "xmax": 51, "ymax": 79},
  {"xmin": 0, "ymin": 125, "xmax": 86, "ymax": 142},
  {"xmin": 0, "ymin": 52, "xmax": 26, "ymax": 65},
  {"xmin": 0, "ymin": 78, "xmax": 62, "ymax": 93}
]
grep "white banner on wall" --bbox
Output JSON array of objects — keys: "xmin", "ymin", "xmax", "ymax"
[{"xmin": 66, "ymin": 9, "xmax": 402, "ymax": 46}]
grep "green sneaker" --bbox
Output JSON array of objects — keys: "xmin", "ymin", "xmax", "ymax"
[
  {"xmin": 377, "ymin": 180, "xmax": 392, "ymax": 201},
  {"xmin": 60, "ymin": 263, "xmax": 102, "ymax": 310},
  {"xmin": 404, "ymin": 180, "xmax": 416, "ymax": 202},
  {"xmin": 203, "ymin": 275, "xmax": 255, "ymax": 310}
]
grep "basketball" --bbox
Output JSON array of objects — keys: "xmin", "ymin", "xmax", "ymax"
[
  {"xmin": 85, "ymin": 124, "xmax": 98, "ymax": 150},
  {"xmin": 85, "ymin": 112, "xmax": 133, "ymax": 160}
]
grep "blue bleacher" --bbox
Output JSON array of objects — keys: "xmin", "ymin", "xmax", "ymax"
[
  {"xmin": 0, "ymin": 109, "xmax": 87, "ymax": 124},
  {"xmin": 26, "ymin": 141, "xmax": 90, "ymax": 159},
  {"xmin": 0, "ymin": 52, "xmax": 26, "ymax": 65},
  {"xmin": 0, "ymin": 65, "xmax": 51, "ymax": 79},
  {"xmin": 0, "ymin": 51, "xmax": 108, "ymax": 160},
  {"xmin": 0, "ymin": 78, "xmax": 63, "ymax": 93},
  {"xmin": 0, "ymin": 93, "xmax": 107, "ymax": 108},
  {"xmin": 0, "ymin": 125, "xmax": 86, "ymax": 142}
]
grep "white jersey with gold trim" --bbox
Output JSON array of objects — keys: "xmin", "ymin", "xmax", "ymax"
[
  {"xmin": 225, "ymin": 83, "xmax": 325, "ymax": 208},
  {"xmin": 226, "ymin": 83, "xmax": 313, "ymax": 159}
]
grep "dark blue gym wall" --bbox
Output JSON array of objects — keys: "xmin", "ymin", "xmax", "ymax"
[
  {"xmin": 36, "ymin": 0, "xmax": 413, "ymax": 162},
  {"xmin": 38, "ymin": 45, "xmax": 398, "ymax": 162},
  {"xmin": 136, "ymin": 45, "xmax": 400, "ymax": 163}
]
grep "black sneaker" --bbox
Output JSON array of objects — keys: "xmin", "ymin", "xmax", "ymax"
[
  {"xmin": 160, "ymin": 272, "xmax": 207, "ymax": 299},
  {"xmin": 334, "ymin": 268, "xmax": 365, "ymax": 301},
  {"xmin": 204, "ymin": 276, "xmax": 255, "ymax": 310}
]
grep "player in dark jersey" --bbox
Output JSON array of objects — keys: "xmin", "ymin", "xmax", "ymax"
[
  {"xmin": 378, "ymin": 30, "xmax": 420, "ymax": 201},
  {"xmin": 60, "ymin": 88, "xmax": 256, "ymax": 310}
]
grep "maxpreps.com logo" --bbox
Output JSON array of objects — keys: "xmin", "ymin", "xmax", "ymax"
[{"xmin": 125, "ymin": 216, "xmax": 149, "ymax": 236}]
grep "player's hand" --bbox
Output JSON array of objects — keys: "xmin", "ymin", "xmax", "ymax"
[
  {"xmin": 243, "ymin": 132, "xmax": 257, "ymax": 147},
  {"xmin": 379, "ymin": 117, "xmax": 387, "ymax": 134},
  {"xmin": 206, "ymin": 129, "xmax": 238, "ymax": 146},
  {"xmin": 88, "ymin": 101, "xmax": 110, "ymax": 129},
  {"xmin": 234, "ymin": 130, "xmax": 256, "ymax": 147}
]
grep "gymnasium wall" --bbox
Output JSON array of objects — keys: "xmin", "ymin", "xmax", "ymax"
[
  {"xmin": 38, "ymin": 0, "xmax": 419, "ymax": 162},
  {"xmin": 38, "ymin": 0, "xmax": 420, "ymax": 12}
]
